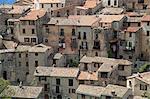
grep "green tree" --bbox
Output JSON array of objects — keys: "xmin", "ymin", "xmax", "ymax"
[
  {"xmin": 69, "ymin": 59, "xmax": 79, "ymax": 67},
  {"xmin": 139, "ymin": 64, "xmax": 150, "ymax": 73},
  {"xmin": 0, "ymin": 78, "xmax": 14, "ymax": 99}
]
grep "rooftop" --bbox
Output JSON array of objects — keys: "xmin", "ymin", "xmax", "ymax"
[
  {"xmin": 53, "ymin": 53, "xmax": 63, "ymax": 59},
  {"xmin": 29, "ymin": 44, "xmax": 52, "ymax": 52},
  {"xmin": 38, "ymin": 0, "xmax": 62, "ymax": 3},
  {"xmin": 141, "ymin": 15, "xmax": 150, "ymax": 22},
  {"xmin": 34, "ymin": 66, "xmax": 79, "ymax": 78},
  {"xmin": 78, "ymin": 71, "xmax": 98, "ymax": 81},
  {"xmin": 97, "ymin": 63, "xmax": 118, "ymax": 72},
  {"xmin": 83, "ymin": 0, "xmax": 98, "ymax": 8},
  {"xmin": 125, "ymin": 27, "xmax": 141, "ymax": 33},
  {"xmin": 16, "ymin": 45, "xmax": 31, "ymax": 52},
  {"xmin": 0, "ymin": 85, "xmax": 43, "ymax": 99},
  {"xmin": 19, "ymin": 9, "xmax": 46, "ymax": 20},
  {"xmin": 127, "ymin": 72, "xmax": 150, "ymax": 84},
  {"xmin": 3, "ymin": 40, "xmax": 18, "ymax": 49},
  {"xmin": 100, "ymin": 7, "xmax": 124, "ymax": 15},
  {"xmin": 76, "ymin": 84, "xmax": 104, "ymax": 97},
  {"xmin": 101, "ymin": 84, "xmax": 131, "ymax": 98},
  {"xmin": 80, "ymin": 56, "xmax": 132, "ymax": 66},
  {"xmin": 8, "ymin": 5, "xmax": 30, "ymax": 14}
]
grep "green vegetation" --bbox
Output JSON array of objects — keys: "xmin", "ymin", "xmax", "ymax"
[
  {"xmin": 139, "ymin": 64, "xmax": 150, "ymax": 73},
  {"xmin": 141, "ymin": 92, "xmax": 150, "ymax": 98},
  {"xmin": 0, "ymin": 78, "xmax": 13, "ymax": 99},
  {"xmin": 108, "ymin": 50, "xmax": 113, "ymax": 58},
  {"xmin": 68, "ymin": 59, "xmax": 79, "ymax": 67}
]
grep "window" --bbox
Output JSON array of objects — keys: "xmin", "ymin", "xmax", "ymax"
[
  {"xmin": 11, "ymin": 28, "xmax": 14, "ymax": 34},
  {"xmin": 35, "ymin": 61, "xmax": 38, "ymax": 67},
  {"xmin": 138, "ymin": 0, "xmax": 144, "ymax": 3},
  {"xmin": 106, "ymin": 96, "xmax": 111, "ymax": 99},
  {"xmin": 51, "ymin": 4, "xmax": 53, "ymax": 7},
  {"xmin": 147, "ymin": 22, "xmax": 150, "ymax": 26},
  {"xmin": 26, "ymin": 54, "xmax": 28, "ymax": 57},
  {"xmin": 118, "ymin": 76, "xmax": 126, "ymax": 81},
  {"xmin": 138, "ymin": 22, "xmax": 141, "ymax": 26},
  {"xmin": 79, "ymin": 80, "xmax": 84, "ymax": 84},
  {"xmin": 19, "ymin": 53, "xmax": 21, "ymax": 58},
  {"xmin": 42, "ymin": 4, "xmax": 44, "ymax": 8},
  {"xmin": 140, "ymin": 84, "xmax": 147, "ymax": 90},
  {"xmin": 19, "ymin": 62, "xmax": 21, "ymax": 66},
  {"xmin": 60, "ymin": 29, "xmax": 64, "ymax": 36},
  {"xmin": 68, "ymin": 79, "xmax": 73, "ymax": 86},
  {"xmin": 56, "ymin": 79, "xmax": 60, "ymax": 85},
  {"xmin": 72, "ymin": 29, "xmax": 75, "ymax": 36},
  {"xmin": 129, "ymin": 81, "xmax": 132, "ymax": 87},
  {"xmin": 39, "ymin": 76, "xmax": 47, "ymax": 81},
  {"xmin": 22, "ymin": 29, "xmax": 26, "ymax": 34},
  {"xmin": 56, "ymin": 86, "xmax": 60, "ymax": 93},
  {"xmin": 44, "ymin": 84, "xmax": 48, "ymax": 91},
  {"xmin": 81, "ymin": 94, "xmax": 85, "ymax": 99},
  {"xmin": 56, "ymin": 4, "xmax": 58, "ymax": 7},
  {"xmin": 62, "ymin": 4, "xmax": 63, "ymax": 7},
  {"xmin": 32, "ymin": 29, "xmax": 35, "ymax": 34},
  {"xmin": 101, "ymin": 72, "xmax": 108, "ymax": 78},
  {"xmin": 108, "ymin": 0, "xmax": 111, "ymax": 6},
  {"xmin": 147, "ymin": 31, "xmax": 149, "ymax": 36},
  {"xmin": 95, "ymin": 52, "xmax": 98, "ymax": 56},
  {"xmin": 83, "ymin": 32, "xmax": 87, "ymax": 39},
  {"xmin": 114, "ymin": 0, "xmax": 117, "ymax": 6},
  {"xmin": 129, "ymin": 42, "xmax": 132, "ymax": 47},
  {"xmin": 31, "ymin": 38, "xmax": 36, "ymax": 43},
  {"xmin": 129, "ymin": 32, "xmax": 132, "ymax": 37},
  {"xmin": 24, "ymin": 38, "xmax": 29, "ymax": 42},
  {"xmin": 29, "ymin": 21, "xmax": 35, "ymax": 25},
  {"xmin": 118, "ymin": 65, "xmax": 125, "ymax": 71},
  {"xmin": 46, "ymin": 28, "xmax": 49, "ymax": 33},
  {"xmin": 84, "ymin": 63, "xmax": 88, "ymax": 71},
  {"xmin": 129, "ymin": 56, "xmax": 132, "ymax": 59},
  {"xmin": 26, "ymin": 62, "xmax": 29, "ymax": 67},
  {"xmin": 35, "ymin": 53, "xmax": 38, "ymax": 56},
  {"xmin": 78, "ymin": 32, "xmax": 81, "ymax": 39},
  {"xmin": 119, "ymin": 55, "xmax": 123, "ymax": 59},
  {"xmin": 72, "ymin": 89, "xmax": 75, "ymax": 93},
  {"xmin": 45, "ymin": 39, "xmax": 48, "ymax": 43}
]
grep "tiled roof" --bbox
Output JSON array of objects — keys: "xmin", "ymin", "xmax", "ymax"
[
  {"xmin": 78, "ymin": 71, "xmax": 98, "ymax": 81},
  {"xmin": 19, "ymin": 9, "xmax": 46, "ymax": 20},
  {"xmin": 38, "ymin": 0, "xmax": 62, "ymax": 3},
  {"xmin": 29, "ymin": 44, "xmax": 52, "ymax": 52},
  {"xmin": 0, "ymin": 85, "xmax": 43, "ymax": 98},
  {"xmin": 76, "ymin": 84, "xmax": 131, "ymax": 98},
  {"xmin": 8, "ymin": 5, "xmax": 30, "ymax": 14},
  {"xmin": 80, "ymin": 56, "xmax": 132, "ymax": 65},
  {"xmin": 16, "ymin": 45, "xmax": 31, "ymax": 52},
  {"xmin": 101, "ymin": 84, "xmax": 131, "ymax": 98},
  {"xmin": 100, "ymin": 7, "xmax": 124, "ymax": 15},
  {"xmin": 142, "ymin": 15, "xmax": 150, "ymax": 22},
  {"xmin": 125, "ymin": 27, "xmax": 141, "ymax": 33},
  {"xmin": 83, "ymin": 0, "xmax": 97, "ymax": 8},
  {"xmin": 97, "ymin": 63, "xmax": 118, "ymax": 72},
  {"xmin": 34, "ymin": 66, "xmax": 79, "ymax": 78},
  {"xmin": 127, "ymin": 72, "xmax": 150, "ymax": 84},
  {"xmin": 76, "ymin": 84, "xmax": 104, "ymax": 97},
  {"xmin": 3, "ymin": 40, "xmax": 18, "ymax": 49}
]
